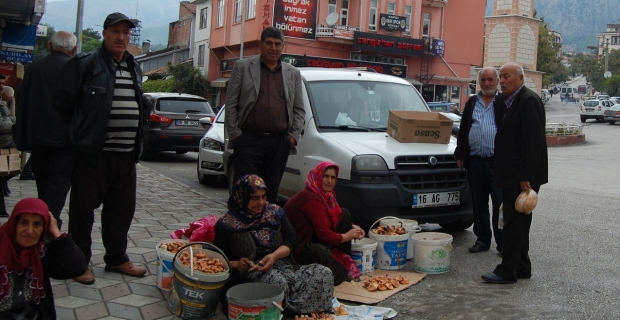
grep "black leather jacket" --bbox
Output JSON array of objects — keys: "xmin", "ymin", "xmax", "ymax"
[{"xmin": 53, "ymin": 46, "xmax": 150, "ymax": 164}]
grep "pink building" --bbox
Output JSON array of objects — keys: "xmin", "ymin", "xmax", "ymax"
[{"xmin": 208, "ymin": 0, "xmax": 486, "ymax": 107}]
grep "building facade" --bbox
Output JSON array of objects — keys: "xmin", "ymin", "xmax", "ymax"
[
  {"xmin": 192, "ymin": 0, "xmax": 213, "ymax": 76},
  {"xmin": 484, "ymin": 0, "xmax": 543, "ymax": 95},
  {"xmin": 596, "ymin": 21, "xmax": 620, "ymax": 60},
  {"xmin": 207, "ymin": 0, "xmax": 486, "ymax": 108}
]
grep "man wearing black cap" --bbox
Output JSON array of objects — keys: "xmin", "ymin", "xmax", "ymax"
[{"xmin": 53, "ymin": 12, "xmax": 151, "ymax": 284}]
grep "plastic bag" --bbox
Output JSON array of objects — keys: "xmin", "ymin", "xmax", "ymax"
[
  {"xmin": 332, "ymin": 248, "xmax": 361, "ymax": 279},
  {"xmin": 170, "ymin": 215, "xmax": 220, "ymax": 242},
  {"xmin": 515, "ymin": 189, "xmax": 538, "ymax": 214}
]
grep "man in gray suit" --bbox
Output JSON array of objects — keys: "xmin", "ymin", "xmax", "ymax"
[{"xmin": 225, "ymin": 27, "xmax": 305, "ymax": 203}]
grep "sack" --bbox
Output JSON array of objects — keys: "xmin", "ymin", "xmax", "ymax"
[
  {"xmin": 170, "ymin": 215, "xmax": 220, "ymax": 242},
  {"xmin": 332, "ymin": 248, "xmax": 361, "ymax": 279},
  {"xmin": 0, "ymin": 148, "xmax": 21, "ymax": 178},
  {"xmin": 515, "ymin": 189, "xmax": 538, "ymax": 214}
]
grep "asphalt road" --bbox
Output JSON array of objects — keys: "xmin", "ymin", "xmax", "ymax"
[{"xmin": 141, "ymin": 78, "xmax": 619, "ymax": 319}]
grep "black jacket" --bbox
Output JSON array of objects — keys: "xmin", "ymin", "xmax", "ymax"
[
  {"xmin": 39, "ymin": 234, "xmax": 88, "ymax": 319},
  {"xmin": 454, "ymin": 93, "xmax": 503, "ymax": 169},
  {"xmin": 52, "ymin": 46, "xmax": 150, "ymax": 164},
  {"xmin": 494, "ymin": 86, "xmax": 548, "ymax": 188},
  {"xmin": 14, "ymin": 51, "xmax": 72, "ymax": 150}
]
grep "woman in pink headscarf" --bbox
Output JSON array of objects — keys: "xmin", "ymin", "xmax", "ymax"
[
  {"xmin": 284, "ymin": 161, "xmax": 365, "ymax": 285},
  {"xmin": 0, "ymin": 198, "xmax": 87, "ymax": 319}
]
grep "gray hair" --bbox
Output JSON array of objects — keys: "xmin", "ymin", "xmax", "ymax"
[
  {"xmin": 501, "ymin": 62, "xmax": 524, "ymax": 77},
  {"xmin": 50, "ymin": 31, "xmax": 77, "ymax": 51},
  {"xmin": 478, "ymin": 67, "xmax": 499, "ymax": 81}
]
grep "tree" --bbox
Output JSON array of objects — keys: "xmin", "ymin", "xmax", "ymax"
[
  {"xmin": 80, "ymin": 28, "xmax": 102, "ymax": 53},
  {"xmin": 167, "ymin": 63, "xmax": 210, "ymax": 96},
  {"xmin": 142, "ymin": 78, "xmax": 175, "ymax": 93},
  {"xmin": 603, "ymin": 75, "xmax": 620, "ymax": 96},
  {"xmin": 536, "ymin": 16, "xmax": 565, "ymax": 87}
]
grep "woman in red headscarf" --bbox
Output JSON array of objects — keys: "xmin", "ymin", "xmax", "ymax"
[
  {"xmin": 0, "ymin": 198, "xmax": 87, "ymax": 319},
  {"xmin": 284, "ymin": 161, "xmax": 365, "ymax": 285}
]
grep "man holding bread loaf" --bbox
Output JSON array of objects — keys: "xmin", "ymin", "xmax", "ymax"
[{"xmin": 481, "ymin": 62, "xmax": 548, "ymax": 284}]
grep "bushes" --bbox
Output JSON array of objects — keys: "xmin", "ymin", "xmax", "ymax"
[{"xmin": 142, "ymin": 78, "xmax": 175, "ymax": 93}]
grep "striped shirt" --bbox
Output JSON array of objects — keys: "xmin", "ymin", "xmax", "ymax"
[
  {"xmin": 468, "ymin": 92, "xmax": 497, "ymax": 157},
  {"xmin": 103, "ymin": 60, "xmax": 139, "ymax": 152},
  {"xmin": 504, "ymin": 85, "xmax": 524, "ymax": 109}
]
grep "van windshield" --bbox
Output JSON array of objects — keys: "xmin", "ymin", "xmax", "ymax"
[{"xmin": 307, "ymin": 80, "xmax": 426, "ymax": 130}]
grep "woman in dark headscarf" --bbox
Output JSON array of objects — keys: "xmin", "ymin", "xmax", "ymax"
[
  {"xmin": 214, "ymin": 174, "xmax": 334, "ymax": 315},
  {"xmin": 0, "ymin": 198, "xmax": 87, "ymax": 319},
  {"xmin": 284, "ymin": 161, "xmax": 365, "ymax": 285}
]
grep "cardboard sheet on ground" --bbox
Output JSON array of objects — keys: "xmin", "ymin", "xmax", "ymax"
[{"xmin": 334, "ymin": 270, "xmax": 426, "ymax": 304}]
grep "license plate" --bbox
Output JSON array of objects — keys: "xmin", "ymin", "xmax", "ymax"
[
  {"xmin": 585, "ymin": 109, "xmax": 594, "ymax": 112},
  {"xmin": 412, "ymin": 191, "xmax": 460, "ymax": 208},
  {"xmin": 176, "ymin": 120, "xmax": 198, "ymax": 126}
]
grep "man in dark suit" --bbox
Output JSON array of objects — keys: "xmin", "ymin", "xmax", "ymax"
[
  {"xmin": 455, "ymin": 67, "xmax": 503, "ymax": 254},
  {"xmin": 225, "ymin": 27, "xmax": 305, "ymax": 203},
  {"xmin": 14, "ymin": 31, "xmax": 77, "ymax": 229},
  {"xmin": 482, "ymin": 62, "xmax": 548, "ymax": 284}
]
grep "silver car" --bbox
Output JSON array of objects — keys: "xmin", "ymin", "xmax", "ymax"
[
  {"xmin": 197, "ymin": 108, "xmax": 225, "ymax": 184},
  {"xmin": 604, "ymin": 104, "xmax": 620, "ymax": 125}
]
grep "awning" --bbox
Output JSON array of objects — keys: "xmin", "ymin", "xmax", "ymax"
[
  {"xmin": 407, "ymin": 78, "xmax": 422, "ymax": 86},
  {"xmin": 210, "ymin": 78, "xmax": 229, "ymax": 87}
]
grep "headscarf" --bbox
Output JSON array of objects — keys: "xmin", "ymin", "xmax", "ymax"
[
  {"xmin": 219, "ymin": 174, "xmax": 284, "ymax": 247},
  {"xmin": 0, "ymin": 198, "xmax": 50, "ymax": 305},
  {"xmin": 306, "ymin": 161, "xmax": 342, "ymax": 229}
]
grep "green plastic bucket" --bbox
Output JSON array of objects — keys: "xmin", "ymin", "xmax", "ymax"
[{"xmin": 226, "ymin": 283, "xmax": 285, "ymax": 320}]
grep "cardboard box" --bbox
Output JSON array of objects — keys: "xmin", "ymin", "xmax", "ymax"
[
  {"xmin": 0, "ymin": 149, "xmax": 9, "ymax": 156},
  {"xmin": 9, "ymin": 147, "xmax": 19, "ymax": 155},
  {"xmin": 387, "ymin": 110, "xmax": 453, "ymax": 144},
  {"xmin": 0, "ymin": 157, "xmax": 9, "ymax": 176},
  {"xmin": 334, "ymin": 270, "xmax": 426, "ymax": 304}
]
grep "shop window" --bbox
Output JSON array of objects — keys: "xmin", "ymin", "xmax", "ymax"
[
  {"xmin": 352, "ymin": 53, "xmax": 375, "ymax": 62},
  {"xmin": 380, "ymin": 56, "xmax": 404, "ymax": 65}
]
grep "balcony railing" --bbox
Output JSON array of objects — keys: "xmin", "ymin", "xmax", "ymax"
[{"xmin": 316, "ymin": 24, "xmax": 334, "ymax": 37}]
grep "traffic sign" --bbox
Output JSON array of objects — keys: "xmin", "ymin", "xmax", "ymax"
[{"xmin": 604, "ymin": 71, "xmax": 612, "ymax": 78}]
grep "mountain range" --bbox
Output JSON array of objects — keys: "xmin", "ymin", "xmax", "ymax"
[{"xmin": 41, "ymin": 0, "xmax": 618, "ymax": 52}]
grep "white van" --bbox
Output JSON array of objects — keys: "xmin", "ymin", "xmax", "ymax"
[
  {"xmin": 224, "ymin": 68, "xmax": 473, "ymax": 230},
  {"xmin": 560, "ymin": 86, "xmax": 579, "ymax": 102}
]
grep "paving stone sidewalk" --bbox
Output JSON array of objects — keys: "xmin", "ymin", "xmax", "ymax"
[{"xmin": 3, "ymin": 164, "xmax": 230, "ymax": 320}]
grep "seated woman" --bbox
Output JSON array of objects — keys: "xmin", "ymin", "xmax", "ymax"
[
  {"xmin": 214, "ymin": 174, "xmax": 333, "ymax": 315},
  {"xmin": 283, "ymin": 161, "xmax": 365, "ymax": 285},
  {"xmin": 0, "ymin": 198, "xmax": 88, "ymax": 319}
]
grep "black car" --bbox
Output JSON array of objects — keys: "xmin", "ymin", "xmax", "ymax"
[{"xmin": 141, "ymin": 93, "xmax": 215, "ymax": 160}]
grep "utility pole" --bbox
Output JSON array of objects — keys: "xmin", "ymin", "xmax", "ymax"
[
  {"xmin": 75, "ymin": 0, "xmax": 84, "ymax": 53},
  {"xmin": 605, "ymin": 38, "xmax": 610, "ymax": 73}
]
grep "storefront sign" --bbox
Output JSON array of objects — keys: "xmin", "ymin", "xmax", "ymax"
[
  {"xmin": 273, "ymin": 0, "xmax": 318, "ymax": 40},
  {"xmin": 353, "ymin": 31, "xmax": 424, "ymax": 56},
  {"xmin": 379, "ymin": 14, "xmax": 406, "ymax": 32},
  {"xmin": 333, "ymin": 25, "xmax": 358, "ymax": 40},
  {"xmin": 262, "ymin": 0, "xmax": 272, "ymax": 29},
  {"xmin": 36, "ymin": 25, "xmax": 48, "ymax": 37},
  {"xmin": 0, "ymin": 63, "xmax": 16, "ymax": 77},
  {"xmin": 1, "ymin": 22, "xmax": 36, "ymax": 50},
  {"xmin": 432, "ymin": 39, "xmax": 445, "ymax": 57},
  {"xmin": 0, "ymin": 51, "xmax": 33, "ymax": 63},
  {"xmin": 281, "ymin": 54, "xmax": 407, "ymax": 78}
]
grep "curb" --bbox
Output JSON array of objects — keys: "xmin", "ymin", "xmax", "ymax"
[{"xmin": 546, "ymin": 134, "xmax": 586, "ymax": 146}]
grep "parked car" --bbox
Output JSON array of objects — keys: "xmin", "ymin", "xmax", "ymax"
[
  {"xmin": 580, "ymin": 99, "xmax": 612, "ymax": 123},
  {"xmin": 596, "ymin": 94, "xmax": 610, "ymax": 100},
  {"xmin": 141, "ymin": 93, "xmax": 215, "ymax": 160},
  {"xmin": 197, "ymin": 107, "xmax": 226, "ymax": 184},
  {"xmin": 604, "ymin": 104, "xmax": 620, "ymax": 125},
  {"xmin": 541, "ymin": 89, "xmax": 550, "ymax": 104},
  {"xmin": 427, "ymin": 101, "xmax": 456, "ymax": 112},
  {"xmin": 223, "ymin": 68, "xmax": 473, "ymax": 230},
  {"xmin": 439, "ymin": 112, "xmax": 461, "ymax": 136}
]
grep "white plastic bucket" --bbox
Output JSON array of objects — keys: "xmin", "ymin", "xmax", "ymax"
[
  {"xmin": 412, "ymin": 232, "xmax": 454, "ymax": 274},
  {"xmin": 156, "ymin": 239, "xmax": 188, "ymax": 290},
  {"xmin": 380, "ymin": 218, "xmax": 421, "ymax": 260},
  {"xmin": 368, "ymin": 217, "xmax": 409, "ymax": 270},
  {"xmin": 350, "ymin": 238, "xmax": 377, "ymax": 274}
]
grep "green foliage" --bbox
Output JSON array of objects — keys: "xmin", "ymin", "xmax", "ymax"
[
  {"xmin": 603, "ymin": 75, "xmax": 620, "ymax": 96},
  {"xmin": 80, "ymin": 28, "xmax": 102, "ymax": 53},
  {"xmin": 167, "ymin": 63, "xmax": 210, "ymax": 96},
  {"xmin": 536, "ymin": 16, "xmax": 565, "ymax": 87},
  {"xmin": 33, "ymin": 24, "xmax": 56, "ymax": 61},
  {"xmin": 142, "ymin": 78, "xmax": 175, "ymax": 93},
  {"xmin": 572, "ymin": 53, "xmax": 604, "ymax": 91}
]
